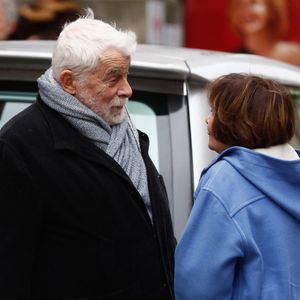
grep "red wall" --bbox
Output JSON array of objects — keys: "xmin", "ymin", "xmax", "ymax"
[{"xmin": 184, "ymin": 0, "xmax": 300, "ymax": 51}]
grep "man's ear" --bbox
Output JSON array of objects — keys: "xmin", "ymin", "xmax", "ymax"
[{"xmin": 59, "ymin": 70, "xmax": 77, "ymax": 95}]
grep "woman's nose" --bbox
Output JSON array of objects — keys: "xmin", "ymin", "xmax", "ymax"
[{"xmin": 205, "ymin": 113, "xmax": 211, "ymax": 124}]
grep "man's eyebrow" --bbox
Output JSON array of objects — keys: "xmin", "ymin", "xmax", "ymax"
[
  {"xmin": 103, "ymin": 68, "xmax": 123, "ymax": 80},
  {"xmin": 103, "ymin": 66, "xmax": 129, "ymax": 80}
]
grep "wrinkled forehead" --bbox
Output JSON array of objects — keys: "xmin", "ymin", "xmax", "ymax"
[
  {"xmin": 100, "ymin": 48, "xmax": 131, "ymax": 67},
  {"xmin": 91, "ymin": 48, "xmax": 131, "ymax": 79},
  {"xmin": 101, "ymin": 48, "xmax": 131, "ymax": 61}
]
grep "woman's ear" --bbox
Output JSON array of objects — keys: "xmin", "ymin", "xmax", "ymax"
[{"xmin": 59, "ymin": 70, "xmax": 77, "ymax": 95}]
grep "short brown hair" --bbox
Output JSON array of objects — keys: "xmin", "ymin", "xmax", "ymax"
[{"xmin": 207, "ymin": 73, "xmax": 295, "ymax": 149}]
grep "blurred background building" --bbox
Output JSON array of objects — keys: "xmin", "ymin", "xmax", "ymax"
[
  {"xmin": 17, "ymin": 0, "xmax": 184, "ymax": 45},
  {"xmin": 10, "ymin": 0, "xmax": 300, "ymax": 67}
]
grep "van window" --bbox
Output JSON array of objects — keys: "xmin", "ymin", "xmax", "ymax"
[
  {"xmin": 128, "ymin": 100, "xmax": 159, "ymax": 169},
  {"xmin": 0, "ymin": 91, "xmax": 35, "ymax": 128}
]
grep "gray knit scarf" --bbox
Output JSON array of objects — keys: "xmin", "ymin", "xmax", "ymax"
[{"xmin": 38, "ymin": 68, "xmax": 152, "ymax": 219}]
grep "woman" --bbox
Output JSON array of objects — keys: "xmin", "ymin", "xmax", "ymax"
[
  {"xmin": 175, "ymin": 73, "xmax": 300, "ymax": 299},
  {"xmin": 229, "ymin": 0, "xmax": 300, "ymax": 67}
]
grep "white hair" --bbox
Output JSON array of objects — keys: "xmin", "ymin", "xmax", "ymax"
[
  {"xmin": 0, "ymin": 0, "xmax": 18, "ymax": 23},
  {"xmin": 52, "ymin": 8, "xmax": 137, "ymax": 81}
]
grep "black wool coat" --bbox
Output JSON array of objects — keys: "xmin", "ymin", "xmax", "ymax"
[{"xmin": 0, "ymin": 98, "xmax": 176, "ymax": 300}]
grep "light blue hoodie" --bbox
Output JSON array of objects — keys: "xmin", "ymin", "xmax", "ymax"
[{"xmin": 175, "ymin": 146, "xmax": 300, "ymax": 300}]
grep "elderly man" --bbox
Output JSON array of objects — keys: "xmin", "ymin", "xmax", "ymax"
[{"xmin": 0, "ymin": 9, "xmax": 175, "ymax": 300}]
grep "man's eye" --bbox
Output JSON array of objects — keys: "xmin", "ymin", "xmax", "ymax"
[
  {"xmin": 107, "ymin": 78, "xmax": 118, "ymax": 85},
  {"xmin": 110, "ymin": 75, "xmax": 121, "ymax": 82}
]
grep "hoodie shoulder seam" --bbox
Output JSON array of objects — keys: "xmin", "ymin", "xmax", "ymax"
[{"xmin": 230, "ymin": 195, "xmax": 266, "ymax": 217}]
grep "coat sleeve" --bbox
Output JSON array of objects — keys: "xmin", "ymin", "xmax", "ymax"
[
  {"xmin": 0, "ymin": 141, "xmax": 41, "ymax": 298},
  {"xmin": 175, "ymin": 188, "xmax": 246, "ymax": 300}
]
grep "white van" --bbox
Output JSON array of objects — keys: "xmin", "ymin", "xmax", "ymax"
[{"xmin": 0, "ymin": 41, "xmax": 299, "ymax": 238}]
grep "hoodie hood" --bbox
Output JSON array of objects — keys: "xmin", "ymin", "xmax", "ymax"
[{"xmin": 202, "ymin": 146, "xmax": 300, "ymax": 220}]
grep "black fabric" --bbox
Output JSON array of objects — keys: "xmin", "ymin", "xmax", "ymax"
[{"xmin": 0, "ymin": 98, "xmax": 175, "ymax": 300}]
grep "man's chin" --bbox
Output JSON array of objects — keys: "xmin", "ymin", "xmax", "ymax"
[{"xmin": 106, "ymin": 111, "xmax": 126, "ymax": 125}]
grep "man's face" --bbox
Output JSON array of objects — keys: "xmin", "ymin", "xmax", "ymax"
[{"xmin": 75, "ymin": 49, "xmax": 132, "ymax": 125}]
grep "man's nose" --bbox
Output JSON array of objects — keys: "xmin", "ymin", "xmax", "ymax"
[{"xmin": 118, "ymin": 78, "xmax": 132, "ymax": 98}]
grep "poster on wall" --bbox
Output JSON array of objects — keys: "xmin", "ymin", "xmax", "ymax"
[{"xmin": 185, "ymin": 0, "xmax": 300, "ymax": 67}]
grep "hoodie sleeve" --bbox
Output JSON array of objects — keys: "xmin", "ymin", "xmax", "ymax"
[{"xmin": 175, "ymin": 188, "xmax": 245, "ymax": 300}]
